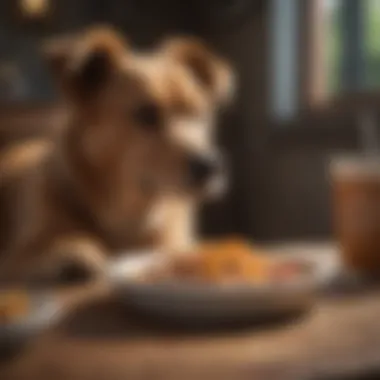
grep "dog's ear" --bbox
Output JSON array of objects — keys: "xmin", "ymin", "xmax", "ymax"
[
  {"xmin": 163, "ymin": 37, "xmax": 235, "ymax": 104},
  {"xmin": 43, "ymin": 26, "xmax": 127, "ymax": 100},
  {"xmin": 42, "ymin": 33, "xmax": 76, "ymax": 86}
]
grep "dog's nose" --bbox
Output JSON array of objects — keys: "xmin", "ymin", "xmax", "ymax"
[{"xmin": 188, "ymin": 156, "xmax": 219, "ymax": 186}]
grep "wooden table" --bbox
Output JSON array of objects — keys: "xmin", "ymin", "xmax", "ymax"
[{"xmin": 1, "ymin": 244, "xmax": 380, "ymax": 380}]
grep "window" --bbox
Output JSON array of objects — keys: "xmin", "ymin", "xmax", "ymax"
[
  {"xmin": 270, "ymin": 0, "xmax": 380, "ymax": 121},
  {"xmin": 269, "ymin": 0, "xmax": 299, "ymax": 120}
]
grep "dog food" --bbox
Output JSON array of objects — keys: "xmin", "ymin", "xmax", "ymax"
[
  {"xmin": 195, "ymin": 239, "xmax": 271, "ymax": 283},
  {"xmin": 0, "ymin": 291, "xmax": 30, "ymax": 323},
  {"xmin": 143, "ymin": 239, "xmax": 312, "ymax": 285}
]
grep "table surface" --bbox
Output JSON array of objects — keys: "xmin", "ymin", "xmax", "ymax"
[{"xmin": 1, "ymin": 243, "xmax": 380, "ymax": 380}]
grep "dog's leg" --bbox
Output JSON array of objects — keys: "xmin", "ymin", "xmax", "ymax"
[
  {"xmin": 0, "ymin": 235, "xmax": 108, "ymax": 285},
  {"xmin": 41, "ymin": 235, "xmax": 108, "ymax": 283},
  {"xmin": 157, "ymin": 196, "xmax": 198, "ymax": 255}
]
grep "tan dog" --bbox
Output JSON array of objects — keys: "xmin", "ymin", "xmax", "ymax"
[{"xmin": 0, "ymin": 26, "xmax": 234, "ymax": 284}]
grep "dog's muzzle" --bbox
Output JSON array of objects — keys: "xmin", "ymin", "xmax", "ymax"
[{"xmin": 187, "ymin": 152, "xmax": 228, "ymax": 198}]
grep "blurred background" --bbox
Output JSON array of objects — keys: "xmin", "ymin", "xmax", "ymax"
[{"xmin": 1, "ymin": 0, "xmax": 379, "ymax": 242}]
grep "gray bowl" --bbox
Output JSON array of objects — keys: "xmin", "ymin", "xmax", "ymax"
[
  {"xmin": 109, "ymin": 253, "xmax": 327, "ymax": 328},
  {"xmin": 0, "ymin": 291, "xmax": 61, "ymax": 354}
]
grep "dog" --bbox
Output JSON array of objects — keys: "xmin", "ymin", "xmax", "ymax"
[{"xmin": 0, "ymin": 26, "xmax": 234, "ymax": 284}]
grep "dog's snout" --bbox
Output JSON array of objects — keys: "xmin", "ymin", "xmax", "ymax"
[{"xmin": 188, "ymin": 156, "xmax": 220, "ymax": 186}]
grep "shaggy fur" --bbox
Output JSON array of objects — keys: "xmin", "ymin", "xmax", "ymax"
[{"xmin": 0, "ymin": 26, "xmax": 234, "ymax": 284}]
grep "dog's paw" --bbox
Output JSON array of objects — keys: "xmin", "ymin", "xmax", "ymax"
[
  {"xmin": 39, "ymin": 237, "xmax": 108, "ymax": 285},
  {"xmin": 29, "ymin": 247, "xmax": 107, "ymax": 286},
  {"xmin": 54, "ymin": 258, "xmax": 102, "ymax": 284},
  {"xmin": 25, "ymin": 258, "xmax": 103, "ymax": 287}
]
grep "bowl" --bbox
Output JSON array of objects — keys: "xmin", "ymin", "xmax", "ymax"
[
  {"xmin": 0, "ymin": 290, "xmax": 61, "ymax": 355},
  {"xmin": 108, "ymin": 252, "xmax": 325, "ymax": 328}
]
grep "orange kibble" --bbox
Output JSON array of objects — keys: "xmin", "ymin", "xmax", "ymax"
[
  {"xmin": 0, "ymin": 291, "xmax": 30, "ymax": 322},
  {"xmin": 194, "ymin": 239, "xmax": 272, "ymax": 283}
]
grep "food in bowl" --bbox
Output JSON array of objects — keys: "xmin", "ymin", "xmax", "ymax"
[
  {"xmin": 0, "ymin": 290, "xmax": 31, "ymax": 324},
  {"xmin": 142, "ymin": 239, "xmax": 313, "ymax": 285},
  {"xmin": 193, "ymin": 240, "xmax": 271, "ymax": 283}
]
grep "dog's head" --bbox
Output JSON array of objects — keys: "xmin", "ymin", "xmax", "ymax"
[{"xmin": 44, "ymin": 27, "xmax": 235, "ymax": 201}]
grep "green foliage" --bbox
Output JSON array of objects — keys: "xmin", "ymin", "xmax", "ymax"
[
  {"xmin": 365, "ymin": 0, "xmax": 380, "ymax": 86},
  {"xmin": 327, "ymin": 0, "xmax": 380, "ymax": 92}
]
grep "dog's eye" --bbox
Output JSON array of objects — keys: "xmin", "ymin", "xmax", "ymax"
[{"xmin": 133, "ymin": 102, "xmax": 161, "ymax": 132}]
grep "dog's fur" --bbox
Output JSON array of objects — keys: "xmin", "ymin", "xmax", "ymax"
[{"xmin": 0, "ymin": 26, "xmax": 234, "ymax": 284}]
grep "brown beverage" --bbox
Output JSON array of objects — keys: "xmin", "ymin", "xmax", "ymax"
[{"xmin": 331, "ymin": 157, "xmax": 380, "ymax": 273}]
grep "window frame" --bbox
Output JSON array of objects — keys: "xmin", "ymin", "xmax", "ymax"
[
  {"xmin": 302, "ymin": 0, "xmax": 368, "ymax": 106},
  {"xmin": 270, "ymin": 0, "xmax": 379, "ymax": 125}
]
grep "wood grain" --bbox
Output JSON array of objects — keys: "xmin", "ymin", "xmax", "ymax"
[{"xmin": 0, "ymin": 246, "xmax": 380, "ymax": 380}]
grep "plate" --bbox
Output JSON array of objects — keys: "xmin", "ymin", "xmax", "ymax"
[
  {"xmin": 108, "ymin": 252, "xmax": 329, "ymax": 327},
  {"xmin": 0, "ymin": 291, "xmax": 61, "ymax": 353}
]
